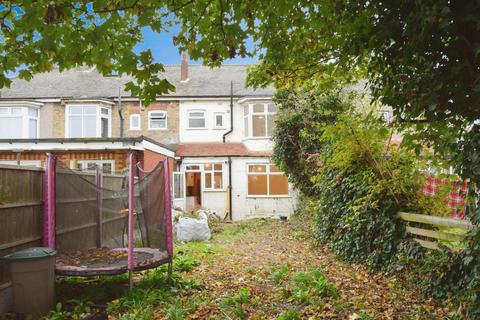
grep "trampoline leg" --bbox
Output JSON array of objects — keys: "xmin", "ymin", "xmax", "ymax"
[
  {"xmin": 167, "ymin": 261, "xmax": 173, "ymax": 285},
  {"xmin": 129, "ymin": 270, "xmax": 133, "ymax": 291}
]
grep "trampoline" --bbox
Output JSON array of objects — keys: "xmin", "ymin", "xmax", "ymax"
[{"xmin": 43, "ymin": 153, "xmax": 173, "ymax": 281}]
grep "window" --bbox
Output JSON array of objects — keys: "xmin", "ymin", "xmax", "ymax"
[
  {"xmin": 70, "ymin": 160, "xmax": 115, "ymax": 174},
  {"xmin": 214, "ymin": 113, "xmax": 224, "ymax": 128},
  {"xmin": 148, "ymin": 111, "xmax": 167, "ymax": 129},
  {"xmin": 173, "ymin": 172, "xmax": 185, "ymax": 199},
  {"xmin": 188, "ymin": 110, "xmax": 206, "ymax": 128},
  {"xmin": 243, "ymin": 103, "xmax": 276, "ymax": 138},
  {"xmin": 247, "ymin": 164, "xmax": 289, "ymax": 196},
  {"xmin": 0, "ymin": 106, "xmax": 39, "ymax": 139},
  {"xmin": 66, "ymin": 105, "xmax": 111, "ymax": 138},
  {"xmin": 129, "ymin": 114, "xmax": 141, "ymax": 130},
  {"xmin": 204, "ymin": 163, "xmax": 223, "ymax": 190}
]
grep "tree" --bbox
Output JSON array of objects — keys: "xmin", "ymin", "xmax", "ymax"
[{"xmin": 2, "ymin": 2, "xmax": 478, "ymax": 157}]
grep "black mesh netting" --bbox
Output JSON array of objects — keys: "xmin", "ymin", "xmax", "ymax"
[{"xmin": 53, "ymin": 159, "xmax": 170, "ymax": 274}]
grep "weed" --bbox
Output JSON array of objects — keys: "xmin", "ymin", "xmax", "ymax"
[
  {"xmin": 174, "ymin": 256, "xmax": 200, "ymax": 272},
  {"xmin": 43, "ymin": 303, "xmax": 70, "ymax": 320},
  {"xmin": 288, "ymin": 269, "xmax": 338, "ymax": 305},
  {"xmin": 277, "ymin": 308, "xmax": 301, "ymax": 320},
  {"xmin": 165, "ymin": 302, "xmax": 189, "ymax": 320},
  {"xmin": 219, "ymin": 288, "xmax": 252, "ymax": 319},
  {"xmin": 270, "ymin": 263, "xmax": 289, "ymax": 283}
]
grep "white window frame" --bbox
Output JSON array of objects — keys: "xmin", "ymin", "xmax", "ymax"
[
  {"xmin": 246, "ymin": 163, "xmax": 290, "ymax": 198},
  {"xmin": 65, "ymin": 104, "xmax": 112, "ymax": 138},
  {"xmin": 203, "ymin": 162, "xmax": 224, "ymax": 191},
  {"xmin": 129, "ymin": 114, "xmax": 141, "ymax": 130},
  {"xmin": 213, "ymin": 112, "xmax": 225, "ymax": 129},
  {"xmin": 148, "ymin": 110, "xmax": 167, "ymax": 130},
  {"xmin": 70, "ymin": 159, "xmax": 115, "ymax": 174},
  {"xmin": 243, "ymin": 102, "xmax": 276, "ymax": 139},
  {"xmin": 0, "ymin": 106, "xmax": 40, "ymax": 139},
  {"xmin": 187, "ymin": 110, "xmax": 206, "ymax": 129}
]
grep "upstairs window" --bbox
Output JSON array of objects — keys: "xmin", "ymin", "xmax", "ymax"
[
  {"xmin": 148, "ymin": 111, "xmax": 167, "ymax": 129},
  {"xmin": 0, "ymin": 106, "xmax": 39, "ymax": 139},
  {"xmin": 188, "ymin": 110, "xmax": 206, "ymax": 128},
  {"xmin": 66, "ymin": 105, "xmax": 111, "ymax": 138},
  {"xmin": 247, "ymin": 164, "xmax": 289, "ymax": 196},
  {"xmin": 243, "ymin": 103, "xmax": 276, "ymax": 138},
  {"xmin": 214, "ymin": 113, "xmax": 224, "ymax": 128},
  {"xmin": 129, "ymin": 114, "xmax": 141, "ymax": 130}
]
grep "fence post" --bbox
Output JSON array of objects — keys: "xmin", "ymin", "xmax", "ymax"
[
  {"xmin": 95, "ymin": 165, "xmax": 102, "ymax": 248},
  {"xmin": 42, "ymin": 154, "xmax": 56, "ymax": 250}
]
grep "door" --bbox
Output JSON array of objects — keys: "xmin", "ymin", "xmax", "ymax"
[
  {"xmin": 172, "ymin": 172, "xmax": 186, "ymax": 211},
  {"xmin": 186, "ymin": 172, "xmax": 202, "ymax": 212}
]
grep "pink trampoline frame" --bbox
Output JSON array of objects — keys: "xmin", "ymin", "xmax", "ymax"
[{"xmin": 43, "ymin": 153, "xmax": 174, "ymax": 278}]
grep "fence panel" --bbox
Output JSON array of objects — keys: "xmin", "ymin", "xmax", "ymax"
[
  {"xmin": 398, "ymin": 211, "xmax": 473, "ymax": 250},
  {"xmin": 0, "ymin": 165, "xmax": 44, "ymax": 290}
]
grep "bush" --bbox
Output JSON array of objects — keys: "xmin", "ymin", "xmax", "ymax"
[{"xmin": 273, "ymin": 88, "xmax": 480, "ymax": 317}]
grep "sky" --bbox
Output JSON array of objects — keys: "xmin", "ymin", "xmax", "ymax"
[{"xmin": 136, "ymin": 27, "xmax": 259, "ymax": 65}]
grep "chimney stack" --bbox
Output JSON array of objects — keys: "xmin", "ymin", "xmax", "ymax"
[{"xmin": 180, "ymin": 52, "xmax": 189, "ymax": 82}]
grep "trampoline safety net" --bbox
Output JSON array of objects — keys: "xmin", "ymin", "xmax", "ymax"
[{"xmin": 43, "ymin": 154, "xmax": 173, "ymax": 276}]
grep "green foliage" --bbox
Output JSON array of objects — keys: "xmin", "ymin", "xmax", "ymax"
[
  {"xmin": 219, "ymin": 288, "xmax": 252, "ymax": 319},
  {"xmin": 270, "ymin": 263, "xmax": 289, "ymax": 284},
  {"xmin": 165, "ymin": 302, "xmax": 189, "ymax": 320},
  {"xmin": 174, "ymin": 256, "xmax": 200, "ymax": 272},
  {"xmin": 286, "ymin": 269, "xmax": 338, "ymax": 305},
  {"xmin": 272, "ymin": 88, "xmax": 353, "ymax": 196},
  {"xmin": 276, "ymin": 308, "xmax": 300, "ymax": 320},
  {"xmin": 274, "ymin": 89, "xmax": 426, "ymax": 270}
]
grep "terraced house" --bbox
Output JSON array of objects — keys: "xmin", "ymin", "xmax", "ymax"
[{"xmin": 0, "ymin": 55, "xmax": 297, "ymax": 220}]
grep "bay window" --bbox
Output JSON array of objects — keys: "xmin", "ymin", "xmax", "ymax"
[
  {"xmin": 66, "ymin": 105, "xmax": 111, "ymax": 138},
  {"xmin": 243, "ymin": 103, "xmax": 277, "ymax": 138},
  {"xmin": 247, "ymin": 164, "xmax": 289, "ymax": 196},
  {"xmin": 0, "ymin": 106, "xmax": 39, "ymax": 139}
]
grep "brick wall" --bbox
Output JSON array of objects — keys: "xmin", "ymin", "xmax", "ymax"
[{"xmin": 122, "ymin": 101, "xmax": 179, "ymax": 144}]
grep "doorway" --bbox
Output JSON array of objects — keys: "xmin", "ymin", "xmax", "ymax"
[{"xmin": 186, "ymin": 171, "xmax": 202, "ymax": 212}]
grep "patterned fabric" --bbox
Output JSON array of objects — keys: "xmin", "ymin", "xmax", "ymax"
[{"xmin": 421, "ymin": 175, "xmax": 468, "ymax": 219}]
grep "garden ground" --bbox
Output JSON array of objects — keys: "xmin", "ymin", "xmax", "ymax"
[{"xmin": 51, "ymin": 216, "xmax": 452, "ymax": 320}]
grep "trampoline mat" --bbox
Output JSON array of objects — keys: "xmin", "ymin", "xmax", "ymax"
[{"xmin": 56, "ymin": 247, "xmax": 170, "ymax": 276}]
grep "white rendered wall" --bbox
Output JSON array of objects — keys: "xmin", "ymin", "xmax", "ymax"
[
  {"xmin": 179, "ymin": 100, "xmax": 234, "ymax": 143},
  {"xmin": 179, "ymin": 157, "xmax": 297, "ymax": 220},
  {"xmin": 230, "ymin": 157, "xmax": 297, "ymax": 221}
]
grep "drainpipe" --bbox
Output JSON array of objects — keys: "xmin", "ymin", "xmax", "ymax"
[
  {"xmin": 118, "ymin": 87, "xmax": 124, "ymax": 137},
  {"xmin": 222, "ymin": 81, "xmax": 234, "ymax": 143},
  {"xmin": 222, "ymin": 81, "xmax": 234, "ymax": 220}
]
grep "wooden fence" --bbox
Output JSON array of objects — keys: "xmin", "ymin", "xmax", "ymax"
[
  {"xmin": 0, "ymin": 165, "xmax": 44, "ymax": 291},
  {"xmin": 398, "ymin": 211, "xmax": 473, "ymax": 250}
]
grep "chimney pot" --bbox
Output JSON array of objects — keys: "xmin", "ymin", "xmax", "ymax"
[{"xmin": 180, "ymin": 52, "xmax": 189, "ymax": 82}]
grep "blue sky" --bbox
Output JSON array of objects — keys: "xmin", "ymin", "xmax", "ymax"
[{"xmin": 136, "ymin": 27, "xmax": 258, "ymax": 65}]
